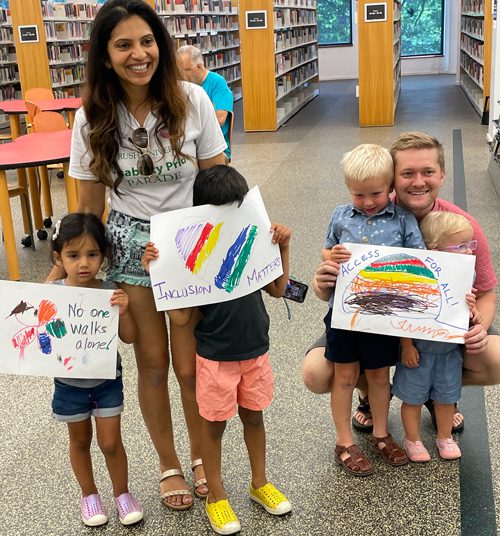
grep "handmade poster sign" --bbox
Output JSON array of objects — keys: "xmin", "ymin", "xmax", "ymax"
[
  {"xmin": 150, "ymin": 186, "xmax": 283, "ymax": 310},
  {"xmin": 0, "ymin": 281, "xmax": 118, "ymax": 379},
  {"xmin": 331, "ymin": 243, "xmax": 475, "ymax": 344}
]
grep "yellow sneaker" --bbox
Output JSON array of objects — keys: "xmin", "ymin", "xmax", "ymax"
[
  {"xmin": 249, "ymin": 482, "xmax": 292, "ymax": 515},
  {"xmin": 205, "ymin": 498, "xmax": 241, "ymax": 535}
]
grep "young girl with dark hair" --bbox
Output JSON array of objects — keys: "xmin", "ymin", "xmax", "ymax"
[{"xmin": 50, "ymin": 213, "xmax": 141, "ymax": 526}]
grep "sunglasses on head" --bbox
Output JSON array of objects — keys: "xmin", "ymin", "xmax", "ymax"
[
  {"xmin": 128, "ymin": 127, "xmax": 154, "ymax": 176},
  {"xmin": 440, "ymin": 240, "xmax": 477, "ymax": 253}
]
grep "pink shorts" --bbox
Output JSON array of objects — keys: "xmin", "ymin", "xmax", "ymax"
[{"xmin": 196, "ymin": 353, "xmax": 274, "ymax": 422}]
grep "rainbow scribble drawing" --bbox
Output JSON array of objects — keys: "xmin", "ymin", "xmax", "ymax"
[
  {"xmin": 9, "ymin": 299, "xmax": 67, "ymax": 361},
  {"xmin": 175, "ymin": 222, "xmax": 258, "ymax": 293},
  {"xmin": 343, "ymin": 253, "xmax": 441, "ymax": 329}
]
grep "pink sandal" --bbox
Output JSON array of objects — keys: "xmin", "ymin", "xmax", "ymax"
[
  {"xmin": 436, "ymin": 437, "xmax": 461, "ymax": 460},
  {"xmin": 403, "ymin": 438, "xmax": 431, "ymax": 463}
]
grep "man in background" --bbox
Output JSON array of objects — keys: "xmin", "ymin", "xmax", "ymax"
[{"xmin": 177, "ymin": 45, "xmax": 233, "ymax": 162}]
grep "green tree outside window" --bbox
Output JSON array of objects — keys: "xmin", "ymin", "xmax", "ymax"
[
  {"xmin": 317, "ymin": 0, "xmax": 352, "ymax": 45},
  {"xmin": 401, "ymin": 0, "xmax": 444, "ymax": 56}
]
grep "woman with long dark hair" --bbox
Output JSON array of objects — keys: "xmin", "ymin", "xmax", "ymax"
[{"xmin": 68, "ymin": 0, "xmax": 226, "ymax": 511}]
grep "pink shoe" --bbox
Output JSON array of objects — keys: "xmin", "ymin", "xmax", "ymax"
[
  {"xmin": 80, "ymin": 494, "xmax": 108, "ymax": 526},
  {"xmin": 115, "ymin": 492, "xmax": 144, "ymax": 525},
  {"xmin": 436, "ymin": 437, "xmax": 461, "ymax": 460},
  {"xmin": 403, "ymin": 438, "xmax": 431, "ymax": 462}
]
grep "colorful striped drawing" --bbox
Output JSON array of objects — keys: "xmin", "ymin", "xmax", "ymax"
[
  {"xmin": 175, "ymin": 222, "xmax": 259, "ymax": 293},
  {"xmin": 343, "ymin": 253, "xmax": 442, "ymax": 327}
]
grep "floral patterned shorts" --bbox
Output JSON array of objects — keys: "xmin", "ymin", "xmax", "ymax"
[{"xmin": 106, "ymin": 209, "xmax": 151, "ymax": 287}]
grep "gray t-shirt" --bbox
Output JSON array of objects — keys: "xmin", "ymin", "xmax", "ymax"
[{"xmin": 52, "ymin": 279, "xmax": 121, "ymax": 388}]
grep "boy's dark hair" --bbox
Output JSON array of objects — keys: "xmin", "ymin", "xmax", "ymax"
[
  {"xmin": 51, "ymin": 213, "xmax": 111, "ymax": 267},
  {"xmin": 193, "ymin": 165, "xmax": 249, "ymax": 207}
]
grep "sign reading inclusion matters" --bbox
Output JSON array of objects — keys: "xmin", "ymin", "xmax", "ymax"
[{"xmin": 150, "ymin": 186, "xmax": 283, "ymax": 311}]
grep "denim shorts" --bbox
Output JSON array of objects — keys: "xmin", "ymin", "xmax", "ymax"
[
  {"xmin": 106, "ymin": 209, "xmax": 151, "ymax": 287},
  {"xmin": 52, "ymin": 375, "xmax": 124, "ymax": 422},
  {"xmin": 392, "ymin": 347, "xmax": 463, "ymax": 405},
  {"xmin": 323, "ymin": 308, "xmax": 399, "ymax": 370}
]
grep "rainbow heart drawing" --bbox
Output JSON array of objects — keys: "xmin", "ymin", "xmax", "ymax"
[{"xmin": 175, "ymin": 221, "xmax": 258, "ymax": 293}]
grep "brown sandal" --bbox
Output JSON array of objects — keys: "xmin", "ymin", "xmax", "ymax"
[
  {"xmin": 334, "ymin": 444, "xmax": 374, "ymax": 476},
  {"xmin": 370, "ymin": 434, "xmax": 409, "ymax": 466}
]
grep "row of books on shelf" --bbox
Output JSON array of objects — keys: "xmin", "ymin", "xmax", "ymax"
[
  {"xmin": 173, "ymin": 32, "xmax": 238, "ymax": 51},
  {"xmin": 394, "ymin": 0, "xmax": 401, "ymax": 19},
  {"xmin": 0, "ymin": 7, "xmax": 11, "ymax": 25},
  {"xmin": 47, "ymin": 42, "xmax": 90, "ymax": 64},
  {"xmin": 0, "ymin": 65, "xmax": 18, "ymax": 84},
  {"xmin": 394, "ymin": 19, "xmax": 401, "ymax": 39},
  {"xmin": 275, "ymin": 46, "xmax": 316, "ymax": 75},
  {"xmin": 163, "ymin": 14, "xmax": 237, "ymax": 35},
  {"xmin": 1, "ymin": 85, "xmax": 20, "ymax": 101},
  {"xmin": 461, "ymin": 17, "xmax": 484, "ymax": 37},
  {"xmin": 274, "ymin": 26, "xmax": 316, "ymax": 52},
  {"xmin": 0, "ymin": 45, "xmax": 15, "ymax": 62},
  {"xmin": 275, "ymin": 62, "xmax": 317, "ymax": 99},
  {"xmin": 461, "ymin": 33, "xmax": 484, "ymax": 61},
  {"xmin": 41, "ymin": 1, "xmax": 99, "ymax": 21},
  {"xmin": 53, "ymin": 85, "xmax": 82, "ymax": 98},
  {"xmin": 274, "ymin": 8, "xmax": 316, "ymax": 28},
  {"xmin": 461, "ymin": 0, "xmax": 485, "ymax": 15},
  {"xmin": 461, "ymin": 50, "xmax": 484, "ymax": 87},
  {"xmin": 393, "ymin": 40, "xmax": 401, "ymax": 66},
  {"xmin": 274, "ymin": 0, "xmax": 316, "ymax": 9},
  {"xmin": 213, "ymin": 63, "xmax": 240, "ymax": 83},
  {"xmin": 45, "ymin": 21, "xmax": 93, "ymax": 41},
  {"xmin": 0, "ymin": 25, "xmax": 13, "ymax": 43},
  {"xmin": 205, "ymin": 48, "xmax": 239, "ymax": 69},
  {"xmin": 156, "ymin": 0, "xmax": 235, "ymax": 14},
  {"xmin": 276, "ymin": 82, "xmax": 318, "ymax": 123},
  {"xmin": 50, "ymin": 63, "xmax": 85, "ymax": 87}
]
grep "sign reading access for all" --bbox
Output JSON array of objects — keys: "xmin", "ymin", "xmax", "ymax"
[
  {"xmin": 0, "ymin": 281, "xmax": 118, "ymax": 379},
  {"xmin": 150, "ymin": 186, "xmax": 283, "ymax": 311},
  {"xmin": 332, "ymin": 243, "xmax": 475, "ymax": 344}
]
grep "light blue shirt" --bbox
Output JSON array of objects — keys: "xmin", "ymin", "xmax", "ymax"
[
  {"xmin": 325, "ymin": 201, "xmax": 426, "ymax": 250},
  {"xmin": 202, "ymin": 71, "xmax": 233, "ymax": 159}
]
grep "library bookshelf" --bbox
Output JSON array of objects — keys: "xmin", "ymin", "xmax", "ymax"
[
  {"xmin": 156, "ymin": 0, "xmax": 242, "ymax": 100},
  {"xmin": 42, "ymin": 1, "xmax": 99, "ymax": 98},
  {"xmin": 0, "ymin": 6, "xmax": 20, "ymax": 128},
  {"xmin": 459, "ymin": 0, "xmax": 492, "ymax": 118},
  {"xmin": 357, "ymin": 0, "xmax": 401, "ymax": 127},
  {"xmin": 238, "ymin": 0, "xmax": 319, "ymax": 131}
]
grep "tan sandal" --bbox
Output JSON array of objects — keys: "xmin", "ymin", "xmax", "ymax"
[
  {"xmin": 160, "ymin": 469, "xmax": 193, "ymax": 511},
  {"xmin": 191, "ymin": 458, "xmax": 209, "ymax": 498}
]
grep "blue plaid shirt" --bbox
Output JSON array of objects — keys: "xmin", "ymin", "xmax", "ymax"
[{"xmin": 325, "ymin": 201, "xmax": 425, "ymax": 250}]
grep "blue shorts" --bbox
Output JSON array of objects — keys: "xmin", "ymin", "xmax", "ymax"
[
  {"xmin": 52, "ymin": 375, "xmax": 124, "ymax": 422},
  {"xmin": 323, "ymin": 309, "xmax": 399, "ymax": 370},
  {"xmin": 392, "ymin": 347, "xmax": 463, "ymax": 405},
  {"xmin": 106, "ymin": 209, "xmax": 151, "ymax": 287}
]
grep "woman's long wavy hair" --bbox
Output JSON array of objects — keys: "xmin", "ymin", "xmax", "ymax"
[{"xmin": 83, "ymin": 0, "xmax": 187, "ymax": 193}]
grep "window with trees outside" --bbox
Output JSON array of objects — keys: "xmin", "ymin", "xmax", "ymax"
[
  {"xmin": 317, "ymin": 0, "xmax": 352, "ymax": 46},
  {"xmin": 316, "ymin": 0, "xmax": 444, "ymax": 55},
  {"xmin": 401, "ymin": 0, "xmax": 444, "ymax": 56}
]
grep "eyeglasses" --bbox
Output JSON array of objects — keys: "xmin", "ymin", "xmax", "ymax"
[
  {"xmin": 440, "ymin": 240, "xmax": 477, "ymax": 253},
  {"xmin": 128, "ymin": 127, "xmax": 154, "ymax": 177}
]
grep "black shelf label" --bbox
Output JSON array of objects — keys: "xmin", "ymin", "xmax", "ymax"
[
  {"xmin": 18, "ymin": 25, "xmax": 39, "ymax": 43},
  {"xmin": 365, "ymin": 2, "xmax": 387, "ymax": 22},
  {"xmin": 246, "ymin": 10, "xmax": 267, "ymax": 29}
]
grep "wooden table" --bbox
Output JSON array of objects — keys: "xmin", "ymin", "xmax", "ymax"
[
  {"xmin": 0, "ymin": 97, "xmax": 81, "ymax": 138},
  {"xmin": 0, "ymin": 129, "xmax": 76, "ymax": 280}
]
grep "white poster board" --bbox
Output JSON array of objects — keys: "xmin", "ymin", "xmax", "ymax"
[
  {"xmin": 332, "ymin": 243, "xmax": 475, "ymax": 343},
  {"xmin": 0, "ymin": 281, "xmax": 118, "ymax": 379},
  {"xmin": 150, "ymin": 186, "xmax": 283, "ymax": 310}
]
